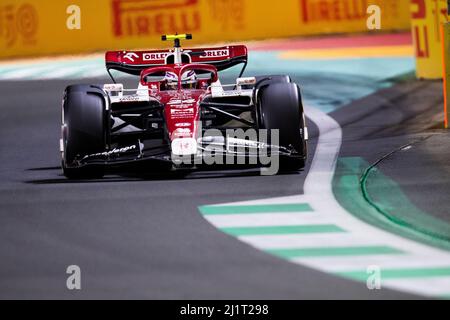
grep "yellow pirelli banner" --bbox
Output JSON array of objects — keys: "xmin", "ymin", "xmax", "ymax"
[
  {"xmin": 442, "ymin": 22, "xmax": 450, "ymax": 127},
  {"xmin": 0, "ymin": 0, "xmax": 411, "ymax": 60},
  {"xmin": 411, "ymin": 0, "xmax": 449, "ymax": 79}
]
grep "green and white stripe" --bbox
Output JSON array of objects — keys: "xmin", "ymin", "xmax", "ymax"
[{"xmin": 198, "ymin": 106, "xmax": 450, "ymax": 298}]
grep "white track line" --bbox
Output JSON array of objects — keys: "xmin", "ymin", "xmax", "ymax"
[
  {"xmin": 294, "ymin": 255, "xmax": 450, "ymax": 272},
  {"xmin": 204, "ymin": 212, "xmax": 321, "ymax": 227},
  {"xmin": 238, "ymin": 233, "xmax": 387, "ymax": 249},
  {"xmin": 382, "ymin": 277, "xmax": 450, "ymax": 296}
]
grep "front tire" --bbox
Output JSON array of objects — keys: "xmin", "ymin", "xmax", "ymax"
[
  {"xmin": 61, "ymin": 85, "xmax": 108, "ymax": 179},
  {"xmin": 257, "ymin": 82, "xmax": 307, "ymax": 172}
]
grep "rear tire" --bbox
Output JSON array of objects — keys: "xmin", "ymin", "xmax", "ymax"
[
  {"xmin": 257, "ymin": 82, "xmax": 307, "ymax": 172},
  {"xmin": 61, "ymin": 85, "xmax": 108, "ymax": 179}
]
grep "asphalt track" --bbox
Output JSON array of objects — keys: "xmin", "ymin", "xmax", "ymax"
[{"xmin": 3, "ymin": 75, "xmax": 439, "ymax": 299}]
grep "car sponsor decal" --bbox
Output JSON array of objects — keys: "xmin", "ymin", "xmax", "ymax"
[
  {"xmin": 103, "ymin": 83, "xmax": 124, "ymax": 91},
  {"xmin": 171, "ymin": 138, "xmax": 197, "ymax": 156},
  {"xmin": 81, "ymin": 144, "xmax": 138, "ymax": 160},
  {"xmin": 175, "ymin": 122, "xmax": 191, "ymax": 127},
  {"xmin": 226, "ymin": 137, "xmax": 265, "ymax": 150},
  {"xmin": 143, "ymin": 52, "xmax": 169, "ymax": 61},
  {"xmin": 174, "ymin": 128, "xmax": 191, "ymax": 133},
  {"xmin": 113, "ymin": 94, "xmax": 149, "ymax": 102},
  {"xmin": 123, "ymin": 52, "xmax": 139, "ymax": 62},
  {"xmin": 170, "ymin": 108, "xmax": 194, "ymax": 118},
  {"xmin": 199, "ymin": 49, "xmax": 229, "ymax": 58},
  {"xmin": 172, "ymin": 128, "xmax": 192, "ymax": 138},
  {"xmin": 167, "ymin": 98, "xmax": 196, "ymax": 105}
]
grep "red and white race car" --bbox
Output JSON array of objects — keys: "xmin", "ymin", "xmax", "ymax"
[{"xmin": 60, "ymin": 34, "xmax": 307, "ymax": 179}]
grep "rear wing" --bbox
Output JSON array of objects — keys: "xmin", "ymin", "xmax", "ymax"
[{"xmin": 105, "ymin": 45, "xmax": 248, "ymax": 77}]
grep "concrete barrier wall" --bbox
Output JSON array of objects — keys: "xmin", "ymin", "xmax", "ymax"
[{"xmin": 0, "ymin": 0, "xmax": 411, "ymax": 60}]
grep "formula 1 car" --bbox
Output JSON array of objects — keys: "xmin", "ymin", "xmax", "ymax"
[{"xmin": 60, "ymin": 34, "xmax": 308, "ymax": 179}]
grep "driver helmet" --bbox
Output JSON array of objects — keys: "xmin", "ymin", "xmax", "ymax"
[
  {"xmin": 164, "ymin": 70, "xmax": 197, "ymax": 90},
  {"xmin": 181, "ymin": 70, "xmax": 197, "ymax": 89},
  {"xmin": 164, "ymin": 71, "xmax": 178, "ymax": 90}
]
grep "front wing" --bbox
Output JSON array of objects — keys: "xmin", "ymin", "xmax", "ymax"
[{"xmin": 68, "ymin": 138, "xmax": 304, "ymax": 169}]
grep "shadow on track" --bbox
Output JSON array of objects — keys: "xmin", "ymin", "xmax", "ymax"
[
  {"xmin": 24, "ymin": 166, "xmax": 303, "ymax": 185},
  {"xmin": 27, "ymin": 166, "xmax": 61, "ymax": 171}
]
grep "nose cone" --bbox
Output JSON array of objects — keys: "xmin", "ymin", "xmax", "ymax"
[{"xmin": 171, "ymin": 138, "xmax": 198, "ymax": 156}]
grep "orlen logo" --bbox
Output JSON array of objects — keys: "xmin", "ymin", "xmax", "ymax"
[
  {"xmin": 200, "ymin": 49, "xmax": 229, "ymax": 59},
  {"xmin": 123, "ymin": 52, "xmax": 138, "ymax": 62},
  {"xmin": 143, "ymin": 52, "xmax": 169, "ymax": 61}
]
